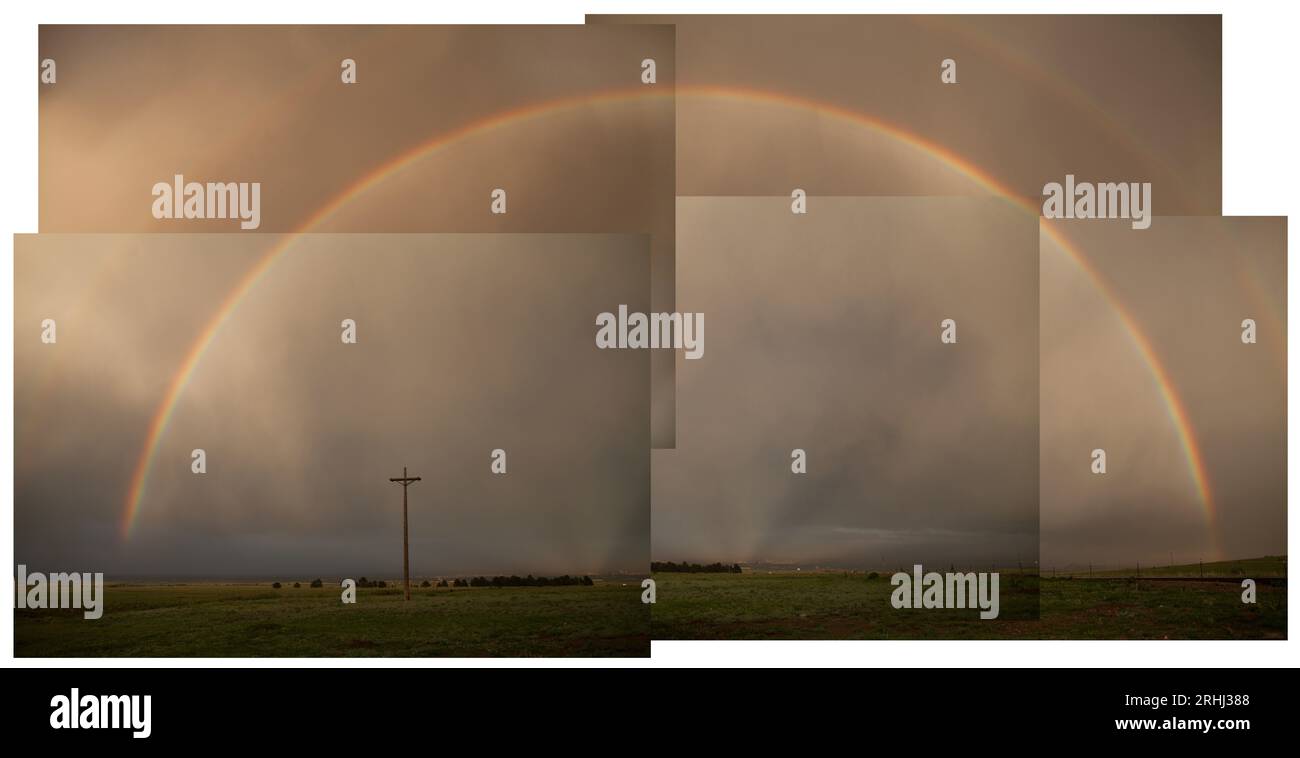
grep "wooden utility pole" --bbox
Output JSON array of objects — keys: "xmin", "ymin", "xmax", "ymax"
[{"xmin": 389, "ymin": 466, "xmax": 421, "ymax": 601}]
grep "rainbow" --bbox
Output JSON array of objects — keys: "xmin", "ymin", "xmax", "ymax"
[
  {"xmin": 121, "ymin": 84, "xmax": 1219, "ymax": 555},
  {"xmin": 1040, "ymin": 228, "xmax": 1220, "ymax": 560},
  {"xmin": 681, "ymin": 85, "xmax": 1220, "ymax": 552},
  {"xmin": 121, "ymin": 87, "xmax": 671, "ymax": 537}
]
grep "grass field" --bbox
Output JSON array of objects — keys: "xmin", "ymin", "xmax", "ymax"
[
  {"xmin": 15, "ymin": 582, "xmax": 650, "ymax": 657},
  {"xmin": 16, "ymin": 559, "xmax": 1285, "ymax": 654},
  {"xmin": 650, "ymin": 562, "xmax": 1286, "ymax": 640}
]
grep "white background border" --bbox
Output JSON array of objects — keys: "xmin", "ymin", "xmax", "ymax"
[{"xmin": 1, "ymin": 0, "xmax": 1295, "ymax": 668}]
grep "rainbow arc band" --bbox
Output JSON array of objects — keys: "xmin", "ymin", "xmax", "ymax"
[{"xmin": 120, "ymin": 84, "xmax": 1218, "ymax": 558}]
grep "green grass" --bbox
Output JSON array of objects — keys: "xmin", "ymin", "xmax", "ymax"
[
  {"xmin": 649, "ymin": 568, "xmax": 1285, "ymax": 640},
  {"xmin": 15, "ymin": 582, "xmax": 649, "ymax": 657},
  {"xmin": 17, "ymin": 562, "xmax": 1285, "ymax": 654}
]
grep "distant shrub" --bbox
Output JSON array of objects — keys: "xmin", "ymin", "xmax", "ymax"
[
  {"xmin": 293, "ymin": 582, "xmax": 301, "ymax": 588},
  {"xmin": 271, "ymin": 582, "xmax": 282, "ymax": 589},
  {"xmin": 437, "ymin": 580, "xmax": 449, "ymax": 587},
  {"xmin": 420, "ymin": 580, "xmax": 431, "ymax": 588},
  {"xmin": 310, "ymin": 578, "xmax": 323, "ymax": 588},
  {"xmin": 868, "ymin": 571, "xmax": 879, "ymax": 580}
]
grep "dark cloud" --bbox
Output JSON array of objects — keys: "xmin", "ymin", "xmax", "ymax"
[
  {"xmin": 1040, "ymin": 218, "xmax": 1286, "ymax": 567},
  {"xmin": 654, "ymin": 198, "xmax": 1039, "ymax": 568},
  {"xmin": 16, "ymin": 234, "xmax": 651, "ymax": 578},
  {"xmin": 39, "ymin": 23, "xmax": 679, "ymax": 448}
]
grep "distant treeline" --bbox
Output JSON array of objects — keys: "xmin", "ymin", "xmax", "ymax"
[
  {"xmin": 652, "ymin": 561, "xmax": 743, "ymax": 574},
  {"xmin": 463, "ymin": 575, "xmax": 594, "ymax": 587},
  {"xmin": 353, "ymin": 575, "xmax": 594, "ymax": 588}
]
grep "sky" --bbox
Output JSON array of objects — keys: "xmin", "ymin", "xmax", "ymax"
[
  {"xmin": 15, "ymin": 234, "xmax": 651, "ymax": 577},
  {"xmin": 653, "ymin": 206, "xmax": 1284, "ymax": 570},
  {"xmin": 594, "ymin": 14, "xmax": 1222, "ymax": 212},
  {"xmin": 657, "ymin": 197, "xmax": 1041, "ymax": 569},
  {"xmin": 21, "ymin": 21, "xmax": 1279, "ymax": 577},
  {"xmin": 23, "ymin": 216, "xmax": 1281, "ymax": 577},
  {"xmin": 1040, "ymin": 217, "xmax": 1286, "ymax": 568},
  {"xmin": 38, "ymin": 23, "xmax": 681, "ymax": 447}
]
